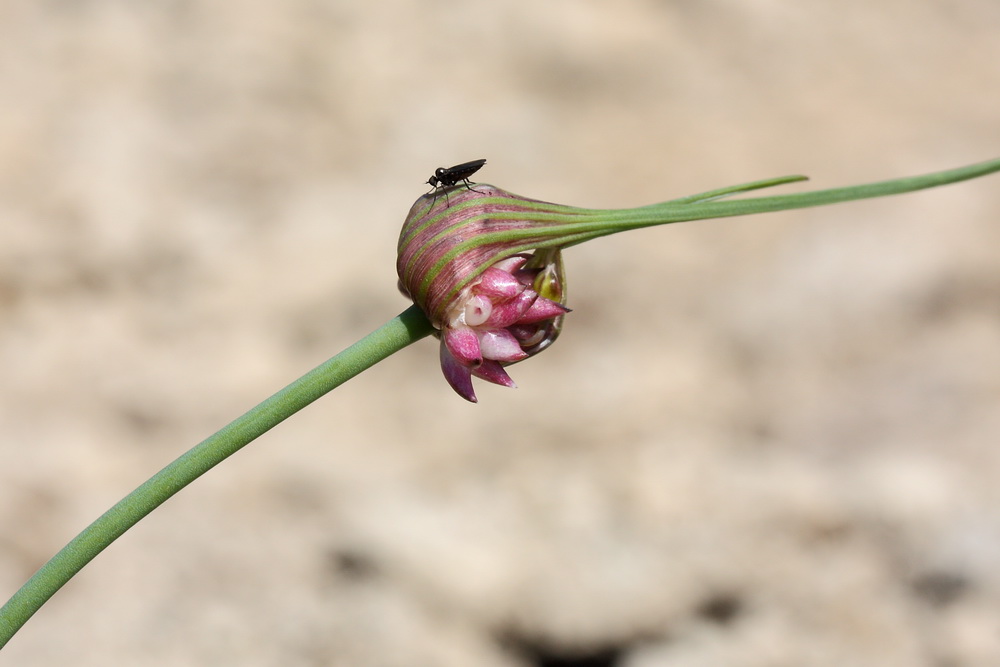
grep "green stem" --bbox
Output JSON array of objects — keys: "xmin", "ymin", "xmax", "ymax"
[
  {"xmin": 565, "ymin": 155, "xmax": 1000, "ymax": 244},
  {"xmin": 0, "ymin": 305, "xmax": 435, "ymax": 649}
]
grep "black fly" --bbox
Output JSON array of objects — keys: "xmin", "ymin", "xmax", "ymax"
[{"xmin": 426, "ymin": 158, "xmax": 487, "ymax": 205}]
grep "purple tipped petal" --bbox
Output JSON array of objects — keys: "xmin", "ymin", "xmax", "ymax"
[
  {"xmin": 471, "ymin": 360, "xmax": 517, "ymax": 388},
  {"xmin": 440, "ymin": 343, "xmax": 478, "ymax": 402},
  {"xmin": 518, "ymin": 296, "xmax": 570, "ymax": 323},
  {"xmin": 443, "ymin": 326, "xmax": 482, "ymax": 367},
  {"xmin": 478, "ymin": 328, "xmax": 529, "ymax": 362},
  {"xmin": 476, "ymin": 267, "xmax": 524, "ymax": 299},
  {"xmin": 484, "ymin": 289, "xmax": 538, "ymax": 328}
]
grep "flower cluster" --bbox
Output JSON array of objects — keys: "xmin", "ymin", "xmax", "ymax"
[
  {"xmin": 436, "ymin": 253, "xmax": 568, "ymax": 402},
  {"xmin": 396, "ymin": 184, "xmax": 574, "ymax": 402}
]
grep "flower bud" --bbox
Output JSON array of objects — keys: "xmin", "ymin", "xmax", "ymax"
[{"xmin": 397, "ymin": 185, "xmax": 571, "ymax": 402}]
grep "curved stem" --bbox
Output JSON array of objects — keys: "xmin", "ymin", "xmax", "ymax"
[{"xmin": 0, "ymin": 305, "xmax": 435, "ymax": 649}]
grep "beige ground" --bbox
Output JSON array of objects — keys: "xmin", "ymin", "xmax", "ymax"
[{"xmin": 2, "ymin": 2, "xmax": 1000, "ymax": 665}]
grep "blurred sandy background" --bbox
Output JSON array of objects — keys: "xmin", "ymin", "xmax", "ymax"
[{"xmin": 2, "ymin": 1, "xmax": 999, "ymax": 665}]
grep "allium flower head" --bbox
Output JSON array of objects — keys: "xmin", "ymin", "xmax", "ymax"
[{"xmin": 397, "ymin": 185, "xmax": 571, "ymax": 402}]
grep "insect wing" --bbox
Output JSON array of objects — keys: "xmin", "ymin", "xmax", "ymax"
[{"xmin": 434, "ymin": 159, "xmax": 486, "ymax": 187}]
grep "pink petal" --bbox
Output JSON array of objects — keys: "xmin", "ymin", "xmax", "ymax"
[
  {"xmin": 475, "ymin": 267, "xmax": 524, "ymax": 300},
  {"xmin": 472, "ymin": 360, "xmax": 516, "ymax": 388},
  {"xmin": 484, "ymin": 289, "xmax": 537, "ymax": 328},
  {"xmin": 440, "ymin": 343, "xmax": 478, "ymax": 402},
  {"xmin": 518, "ymin": 296, "xmax": 570, "ymax": 323},
  {"xmin": 478, "ymin": 328, "xmax": 529, "ymax": 362},
  {"xmin": 443, "ymin": 326, "xmax": 482, "ymax": 367}
]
